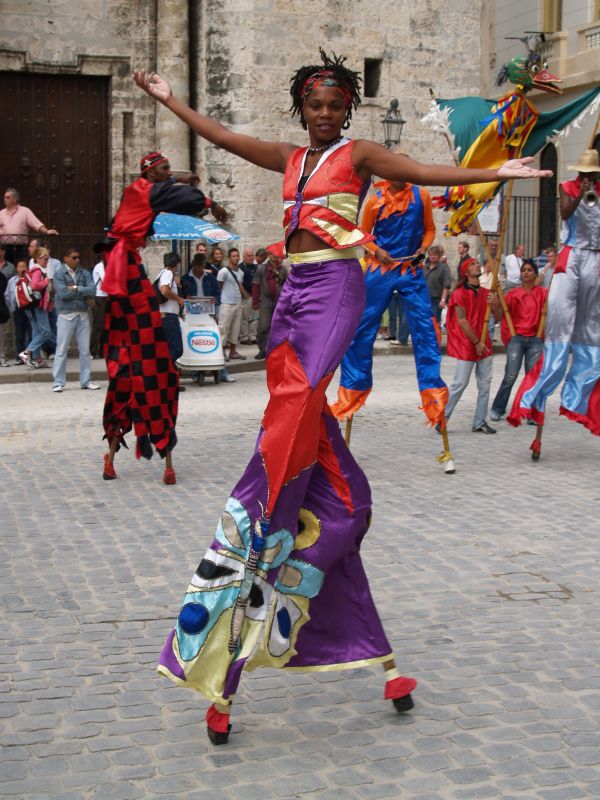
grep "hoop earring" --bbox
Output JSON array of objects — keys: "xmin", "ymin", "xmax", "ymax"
[{"xmin": 342, "ymin": 120, "xmax": 350, "ymax": 130}]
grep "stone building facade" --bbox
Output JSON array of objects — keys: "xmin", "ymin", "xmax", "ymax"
[{"xmin": 0, "ymin": 0, "xmax": 486, "ymax": 262}]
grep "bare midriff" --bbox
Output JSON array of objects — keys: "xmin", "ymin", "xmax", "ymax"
[{"xmin": 286, "ymin": 228, "xmax": 329, "ymax": 254}]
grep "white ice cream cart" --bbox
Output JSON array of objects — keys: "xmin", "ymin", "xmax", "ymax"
[
  {"xmin": 177, "ymin": 297, "xmax": 225, "ymax": 384},
  {"xmin": 149, "ymin": 211, "xmax": 239, "ymax": 385}
]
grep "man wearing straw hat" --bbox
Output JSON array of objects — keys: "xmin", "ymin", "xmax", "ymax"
[{"xmin": 509, "ymin": 149, "xmax": 600, "ymax": 440}]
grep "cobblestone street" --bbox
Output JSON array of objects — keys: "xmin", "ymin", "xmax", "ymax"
[{"xmin": 2, "ymin": 354, "xmax": 599, "ymax": 800}]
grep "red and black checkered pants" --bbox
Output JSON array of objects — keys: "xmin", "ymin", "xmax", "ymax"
[{"xmin": 102, "ymin": 258, "xmax": 178, "ymax": 459}]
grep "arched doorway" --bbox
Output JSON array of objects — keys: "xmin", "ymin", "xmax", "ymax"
[{"xmin": 538, "ymin": 143, "xmax": 558, "ymax": 250}]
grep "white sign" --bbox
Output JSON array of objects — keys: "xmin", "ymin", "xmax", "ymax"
[{"xmin": 477, "ymin": 192, "xmax": 502, "ymax": 235}]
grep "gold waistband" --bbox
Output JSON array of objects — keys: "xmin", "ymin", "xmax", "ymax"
[{"xmin": 287, "ymin": 247, "xmax": 361, "ymax": 265}]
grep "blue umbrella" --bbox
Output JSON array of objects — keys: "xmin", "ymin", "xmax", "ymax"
[{"xmin": 150, "ymin": 213, "xmax": 239, "ymax": 243}]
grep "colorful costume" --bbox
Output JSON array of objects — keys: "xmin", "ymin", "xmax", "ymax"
[
  {"xmin": 332, "ymin": 181, "xmax": 447, "ymax": 426},
  {"xmin": 101, "ymin": 174, "xmax": 212, "ymax": 458},
  {"xmin": 509, "ymin": 180, "xmax": 600, "ymax": 435},
  {"xmin": 159, "ymin": 140, "xmax": 408, "ymax": 708}
]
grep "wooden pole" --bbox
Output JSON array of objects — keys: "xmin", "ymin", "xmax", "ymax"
[
  {"xmin": 344, "ymin": 416, "xmax": 353, "ymax": 447},
  {"xmin": 480, "ymin": 180, "xmax": 517, "ymax": 341},
  {"xmin": 536, "ymin": 298, "xmax": 548, "ymax": 339}
]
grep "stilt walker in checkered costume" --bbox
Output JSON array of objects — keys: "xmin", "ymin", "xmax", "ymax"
[{"xmin": 100, "ymin": 152, "xmax": 228, "ymax": 484}]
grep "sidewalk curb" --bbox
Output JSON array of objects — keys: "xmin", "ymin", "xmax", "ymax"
[{"xmin": 0, "ymin": 342, "xmax": 507, "ymax": 385}]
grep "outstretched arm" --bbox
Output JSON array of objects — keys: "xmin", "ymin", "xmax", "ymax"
[
  {"xmin": 353, "ymin": 140, "xmax": 553, "ymax": 186},
  {"xmin": 133, "ymin": 70, "xmax": 296, "ymax": 174}
]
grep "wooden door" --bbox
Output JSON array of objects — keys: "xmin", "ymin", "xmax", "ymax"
[{"xmin": 0, "ymin": 72, "xmax": 109, "ymax": 262}]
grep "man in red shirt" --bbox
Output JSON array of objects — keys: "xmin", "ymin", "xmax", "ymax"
[{"xmin": 444, "ymin": 261, "xmax": 502, "ymax": 433}]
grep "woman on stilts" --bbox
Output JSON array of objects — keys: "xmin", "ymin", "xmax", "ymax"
[{"xmin": 133, "ymin": 51, "xmax": 551, "ymax": 744}]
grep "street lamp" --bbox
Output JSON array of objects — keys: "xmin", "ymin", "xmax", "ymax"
[{"xmin": 382, "ymin": 99, "xmax": 405, "ymax": 149}]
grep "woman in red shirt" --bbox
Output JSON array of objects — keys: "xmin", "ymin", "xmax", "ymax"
[{"xmin": 490, "ymin": 260, "xmax": 547, "ymax": 420}]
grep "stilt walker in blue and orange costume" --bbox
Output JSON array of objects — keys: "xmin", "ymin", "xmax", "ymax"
[
  {"xmin": 133, "ymin": 51, "xmax": 551, "ymax": 745},
  {"xmin": 331, "ymin": 174, "xmax": 448, "ymax": 427}
]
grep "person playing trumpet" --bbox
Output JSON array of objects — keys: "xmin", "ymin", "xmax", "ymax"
[{"xmin": 509, "ymin": 149, "xmax": 600, "ymax": 440}]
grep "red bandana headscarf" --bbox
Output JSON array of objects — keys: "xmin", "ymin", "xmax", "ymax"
[
  {"xmin": 301, "ymin": 70, "xmax": 352, "ymax": 108},
  {"xmin": 140, "ymin": 151, "xmax": 168, "ymax": 175}
]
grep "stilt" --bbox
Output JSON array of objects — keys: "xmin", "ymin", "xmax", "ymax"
[
  {"xmin": 344, "ymin": 415, "xmax": 353, "ymax": 447},
  {"xmin": 382, "ymin": 659, "xmax": 416, "ymax": 713},
  {"xmin": 436, "ymin": 417, "xmax": 456, "ymax": 474},
  {"xmin": 530, "ymin": 423, "xmax": 543, "ymax": 461}
]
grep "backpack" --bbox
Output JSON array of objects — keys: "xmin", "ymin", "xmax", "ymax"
[
  {"xmin": 152, "ymin": 269, "xmax": 169, "ymax": 305},
  {"xmin": 15, "ymin": 275, "xmax": 42, "ymax": 311}
]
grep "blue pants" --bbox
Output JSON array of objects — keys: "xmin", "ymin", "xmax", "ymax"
[
  {"xmin": 492, "ymin": 335, "xmax": 543, "ymax": 417},
  {"xmin": 340, "ymin": 266, "xmax": 442, "ymax": 394},
  {"xmin": 388, "ymin": 291, "xmax": 409, "ymax": 342},
  {"xmin": 52, "ymin": 313, "xmax": 92, "ymax": 388},
  {"xmin": 162, "ymin": 313, "xmax": 183, "ymax": 364},
  {"xmin": 26, "ymin": 308, "xmax": 56, "ymax": 359}
]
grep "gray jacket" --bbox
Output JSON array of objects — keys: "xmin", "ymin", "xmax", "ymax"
[{"xmin": 53, "ymin": 263, "xmax": 96, "ymax": 313}]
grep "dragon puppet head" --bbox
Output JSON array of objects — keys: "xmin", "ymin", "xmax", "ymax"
[{"xmin": 495, "ymin": 39, "xmax": 562, "ymax": 95}]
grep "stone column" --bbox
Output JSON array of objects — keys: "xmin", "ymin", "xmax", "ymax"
[{"xmin": 156, "ymin": 0, "xmax": 190, "ymax": 171}]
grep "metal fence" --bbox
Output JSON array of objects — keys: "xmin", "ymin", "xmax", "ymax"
[{"xmin": 505, "ymin": 195, "xmax": 559, "ymax": 258}]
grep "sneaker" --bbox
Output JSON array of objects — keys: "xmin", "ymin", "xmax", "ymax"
[
  {"xmin": 52, "ymin": 384, "xmax": 64, "ymax": 393},
  {"xmin": 19, "ymin": 351, "xmax": 33, "ymax": 368},
  {"xmin": 472, "ymin": 422, "xmax": 497, "ymax": 434},
  {"xmin": 221, "ymin": 374, "xmax": 236, "ymax": 383},
  {"xmin": 239, "ymin": 339, "xmax": 253, "ymax": 345},
  {"xmin": 390, "ymin": 339, "xmax": 400, "ymax": 344},
  {"xmin": 81, "ymin": 382, "xmax": 101, "ymax": 390},
  {"xmin": 14, "ymin": 357, "xmax": 25, "ymax": 366},
  {"xmin": 490, "ymin": 411, "xmax": 502, "ymax": 422}
]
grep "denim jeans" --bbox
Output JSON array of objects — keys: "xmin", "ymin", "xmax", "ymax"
[
  {"xmin": 491, "ymin": 335, "xmax": 543, "ymax": 417},
  {"xmin": 445, "ymin": 356, "xmax": 493, "ymax": 429},
  {"xmin": 430, "ymin": 297, "xmax": 441, "ymax": 323},
  {"xmin": 52, "ymin": 313, "xmax": 92, "ymax": 387},
  {"xmin": 26, "ymin": 308, "xmax": 57, "ymax": 359},
  {"xmin": 14, "ymin": 308, "xmax": 31, "ymax": 355},
  {"xmin": 162, "ymin": 312, "xmax": 183, "ymax": 363},
  {"xmin": 388, "ymin": 291, "xmax": 409, "ymax": 342}
]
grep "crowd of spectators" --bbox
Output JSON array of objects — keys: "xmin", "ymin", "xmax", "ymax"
[
  {"xmin": 0, "ymin": 218, "xmax": 284, "ymax": 389},
  {"xmin": 0, "ymin": 184, "xmax": 560, "ymax": 406}
]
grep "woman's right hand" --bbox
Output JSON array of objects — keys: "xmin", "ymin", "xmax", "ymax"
[{"xmin": 132, "ymin": 70, "xmax": 173, "ymax": 103}]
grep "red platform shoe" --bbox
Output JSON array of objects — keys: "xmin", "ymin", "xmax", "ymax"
[
  {"xmin": 385, "ymin": 675, "xmax": 417, "ymax": 713},
  {"xmin": 206, "ymin": 704, "xmax": 231, "ymax": 745},
  {"xmin": 103, "ymin": 454, "xmax": 117, "ymax": 481}
]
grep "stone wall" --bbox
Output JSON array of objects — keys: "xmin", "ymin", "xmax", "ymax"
[
  {"xmin": 191, "ymin": 0, "xmax": 486, "ymax": 260},
  {"xmin": 1, "ymin": 0, "xmax": 485, "ymax": 268}
]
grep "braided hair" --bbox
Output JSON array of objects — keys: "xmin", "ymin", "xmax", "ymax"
[{"xmin": 289, "ymin": 49, "xmax": 362, "ymax": 130}]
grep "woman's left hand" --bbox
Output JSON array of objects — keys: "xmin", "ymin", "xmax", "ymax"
[
  {"xmin": 497, "ymin": 157, "xmax": 553, "ymax": 180},
  {"xmin": 132, "ymin": 70, "xmax": 173, "ymax": 102}
]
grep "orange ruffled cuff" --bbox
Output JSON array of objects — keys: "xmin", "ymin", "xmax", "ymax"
[
  {"xmin": 330, "ymin": 387, "xmax": 371, "ymax": 421},
  {"xmin": 419, "ymin": 387, "xmax": 448, "ymax": 427}
]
